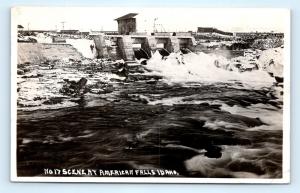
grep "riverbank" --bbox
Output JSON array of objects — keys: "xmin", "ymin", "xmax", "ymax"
[{"xmin": 18, "ymin": 43, "xmax": 84, "ymax": 64}]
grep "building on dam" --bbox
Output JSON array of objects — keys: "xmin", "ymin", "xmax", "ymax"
[{"xmin": 115, "ymin": 13, "xmax": 138, "ymax": 35}]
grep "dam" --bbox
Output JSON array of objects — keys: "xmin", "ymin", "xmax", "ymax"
[
  {"xmin": 91, "ymin": 13, "xmax": 196, "ymax": 61},
  {"xmin": 91, "ymin": 33, "xmax": 196, "ymax": 61}
]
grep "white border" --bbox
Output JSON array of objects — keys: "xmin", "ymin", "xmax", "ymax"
[
  {"xmin": 11, "ymin": 6, "xmax": 18, "ymax": 184},
  {"xmin": 10, "ymin": 7, "xmax": 291, "ymax": 183},
  {"xmin": 282, "ymin": 8, "xmax": 291, "ymax": 184}
]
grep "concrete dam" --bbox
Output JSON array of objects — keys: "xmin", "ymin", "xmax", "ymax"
[{"xmin": 91, "ymin": 34, "xmax": 196, "ymax": 61}]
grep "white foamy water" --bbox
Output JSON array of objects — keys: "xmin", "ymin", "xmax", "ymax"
[
  {"xmin": 31, "ymin": 33, "xmax": 53, "ymax": 43},
  {"xmin": 66, "ymin": 39, "xmax": 97, "ymax": 59},
  {"xmin": 220, "ymin": 103, "xmax": 282, "ymax": 130},
  {"xmin": 185, "ymin": 143, "xmax": 282, "ymax": 178},
  {"xmin": 146, "ymin": 51, "xmax": 275, "ymax": 89},
  {"xmin": 258, "ymin": 47, "xmax": 283, "ymax": 77},
  {"xmin": 17, "ymin": 65, "xmax": 124, "ymax": 111}
]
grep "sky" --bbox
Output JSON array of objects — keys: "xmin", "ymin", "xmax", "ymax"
[{"xmin": 12, "ymin": 7, "xmax": 289, "ymax": 33}]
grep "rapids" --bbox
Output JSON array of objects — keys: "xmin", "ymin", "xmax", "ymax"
[
  {"xmin": 16, "ymin": 47, "xmax": 284, "ymax": 178},
  {"xmin": 145, "ymin": 51, "xmax": 277, "ymax": 89}
]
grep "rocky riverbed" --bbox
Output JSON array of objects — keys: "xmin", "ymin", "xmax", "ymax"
[{"xmin": 16, "ymin": 49, "xmax": 284, "ymax": 178}]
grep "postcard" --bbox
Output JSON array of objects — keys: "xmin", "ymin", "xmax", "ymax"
[{"xmin": 11, "ymin": 7, "xmax": 290, "ymax": 183}]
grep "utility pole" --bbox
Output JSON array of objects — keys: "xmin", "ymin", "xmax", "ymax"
[
  {"xmin": 159, "ymin": 24, "xmax": 166, "ymax": 32},
  {"xmin": 61, "ymin": 21, "xmax": 66, "ymax": 30},
  {"xmin": 153, "ymin": 18, "xmax": 158, "ymax": 33},
  {"xmin": 144, "ymin": 19, "xmax": 147, "ymax": 33}
]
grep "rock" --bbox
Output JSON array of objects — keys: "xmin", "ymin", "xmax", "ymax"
[
  {"xmin": 141, "ymin": 60, "xmax": 147, "ymax": 65},
  {"xmin": 200, "ymin": 102, "xmax": 210, "ymax": 107},
  {"xmin": 43, "ymin": 97, "xmax": 64, "ymax": 105},
  {"xmin": 204, "ymin": 145, "xmax": 222, "ymax": 158},
  {"xmin": 60, "ymin": 77, "xmax": 88, "ymax": 96},
  {"xmin": 268, "ymin": 72, "xmax": 274, "ymax": 77},
  {"xmin": 117, "ymin": 67, "xmax": 128, "ymax": 77},
  {"xmin": 128, "ymin": 94, "xmax": 149, "ymax": 104},
  {"xmin": 251, "ymin": 38, "xmax": 283, "ymax": 50},
  {"xmin": 237, "ymin": 115, "xmax": 265, "ymax": 127},
  {"xmin": 114, "ymin": 62, "xmax": 129, "ymax": 77},
  {"xmin": 234, "ymin": 63, "xmax": 242, "ymax": 68},
  {"xmin": 210, "ymin": 104, "xmax": 222, "ymax": 109},
  {"xmin": 146, "ymin": 80, "xmax": 157, "ymax": 84},
  {"xmin": 23, "ymin": 68, "xmax": 31, "ymax": 73},
  {"xmin": 275, "ymin": 76, "xmax": 283, "ymax": 83},
  {"xmin": 77, "ymin": 77, "xmax": 88, "ymax": 88},
  {"xmin": 22, "ymin": 74, "xmax": 43, "ymax": 78},
  {"xmin": 17, "ymin": 69, "xmax": 24, "ymax": 75},
  {"xmin": 268, "ymin": 100, "xmax": 281, "ymax": 108},
  {"xmin": 33, "ymin": 96, "xmax": 44, "ymax": 101},
  {"xmin": 109, "ymin": 78, "xmax": 123, "ymax": 82}
]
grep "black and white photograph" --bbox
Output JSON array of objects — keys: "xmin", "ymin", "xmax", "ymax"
[{"xmin": 11, "ymin": 7, "xmax": 290, "ymax": 183}]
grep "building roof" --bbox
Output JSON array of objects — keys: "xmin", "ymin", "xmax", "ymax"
[
  {"xmin": 18, "ymin": 25, "xmax": 24, "ymax": 29},
  {"xmin": 60, "ymin": 30, "xmax": 80, "ymax": 33},
  {"xmin": 198, "ymin": 27, "xmax": 214, "ymax": 29},
  {"xmin": 115, "ymin": 13, "xmax": 138, "ymax": 21}
]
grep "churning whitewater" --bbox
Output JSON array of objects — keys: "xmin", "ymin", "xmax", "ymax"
[
  {"xmin": 17, "ymin": 41, "xmax": 284, "ymax": 178},
  {"xmin": 146, "ymin": 50, "xmax": 280, "ymax": 89}
]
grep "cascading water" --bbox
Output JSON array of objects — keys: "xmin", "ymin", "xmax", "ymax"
[
  {"xmin": 133, "ymin": 48, "xmax": 151, "ymax": 60},
  {"xmin": 157, "ymin": 48, "xmax": 170, "ymax": 57},
  {"xmin": 66, "ymin": 39, "xmax": 97, "ymax": 59},
  {"xmin": 145, "ymin": 50, "xmax": 278, "ymax": 89}
]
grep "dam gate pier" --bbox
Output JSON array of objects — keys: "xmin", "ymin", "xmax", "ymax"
[{"xmin": 91, "ymin": 34, "xmax": 196, "ymax": 61}]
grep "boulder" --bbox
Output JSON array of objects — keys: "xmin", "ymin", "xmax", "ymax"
[
  {"xmin": 60, "ymin": 77, "xmax": 88, "ymax": 96},
  {"xmin": 17, "ymin": 69, "xmax": 24, "ymax": 75}
]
